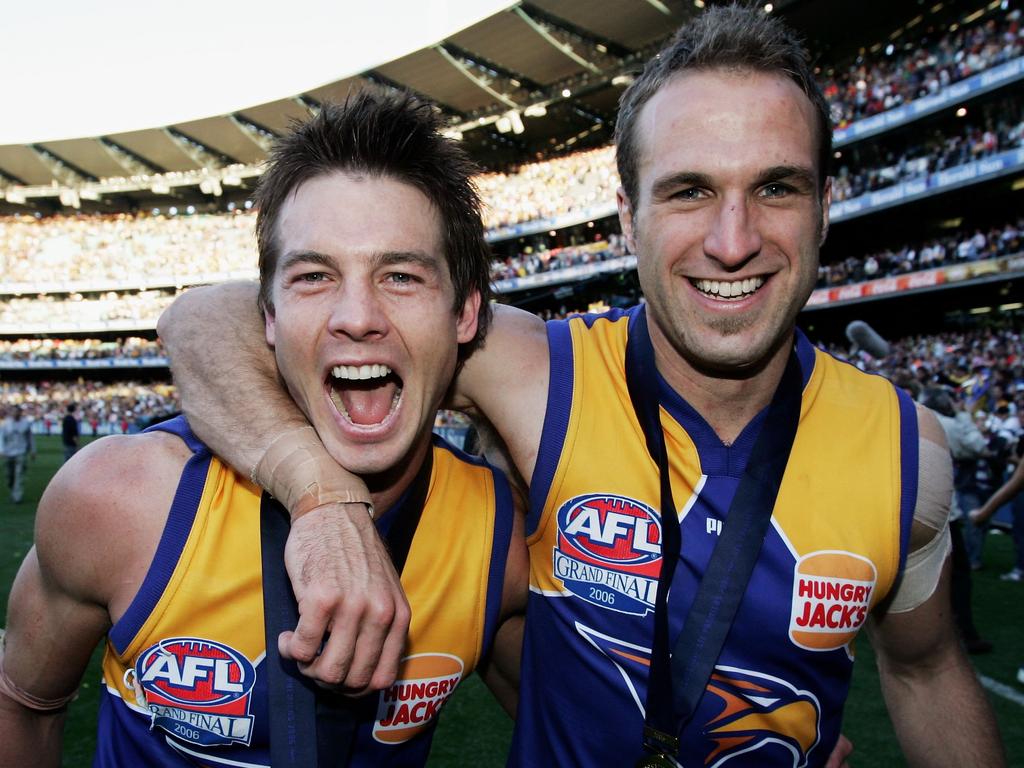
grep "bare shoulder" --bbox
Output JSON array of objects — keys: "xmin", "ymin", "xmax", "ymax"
[
  {"xmin": 454, "ymin": 304, "xmax": 551, "ymax": 479},
  {"xmin": 35, "ymin": 430, "xmax": 193, "ymax": 607}
]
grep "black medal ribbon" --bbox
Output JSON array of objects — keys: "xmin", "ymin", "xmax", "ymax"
[
  {"xmin": 624, "ymin": 306, "xmax": 803, "ymax": 764},
  {"xmin": 261, "ymin": 447, "xmax": 434, "ymax": 767}
]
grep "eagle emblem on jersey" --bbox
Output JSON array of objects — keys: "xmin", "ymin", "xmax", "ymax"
[
  {"xmin": 134, "ymin": 637, "xmax": 257, "ymax": 747},
  {"xmin": 554, "ymin": 493, "xmax": 662, "ymax": 615},
  {"xmin": 576, "ymin": 624, "xmax": 821, "ymax": 767},
  {"xmin": 702, "ymin": 667, "xmax": 821, "ymax": 767}
]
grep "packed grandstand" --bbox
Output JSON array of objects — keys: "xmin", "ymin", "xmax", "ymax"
[{"xmin": 0, "ymin": 0, "xmax": 1021, "ymax": 454}]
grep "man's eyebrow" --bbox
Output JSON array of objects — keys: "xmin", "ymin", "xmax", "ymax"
[
  {"xmin": 278, "ymin": 250, "xmax": 334, "ymax": 272},
  {"xmin": 650, "ymin": 171, "xmax": 714, "ymax": 199},
  {"xmin": 754, "ymin": 165, "xmax": 818, "ymax": 190},
  {"xmin": 371, "ymin": 250, "xmax": 444, "ymax": 275}
]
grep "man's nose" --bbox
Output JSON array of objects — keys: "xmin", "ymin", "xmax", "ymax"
[
  {"xmin": 703, "ymin": 197, "xmax": 762, "ymax": 268},
  {"xmin": 327, "ymin": 281, "xmax": 388, "ymax": 341}
]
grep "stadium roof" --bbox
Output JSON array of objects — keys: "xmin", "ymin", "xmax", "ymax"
[{"xmin": 0, "ymin": 0, "xmax": 700, "ymax": 207}]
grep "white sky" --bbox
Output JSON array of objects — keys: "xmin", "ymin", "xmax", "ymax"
[{"xmin": 1, "ymin": 0, "xmax": 513, "ymax": 145}]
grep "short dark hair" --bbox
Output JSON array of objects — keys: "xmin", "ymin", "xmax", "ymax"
[
  {"xmin": 255, "ymin": 90, "xmax": 492, "ymax": 357},
  {"xmin": 615, "ymin": 3, "xmax": 832, "ymax": 207}
]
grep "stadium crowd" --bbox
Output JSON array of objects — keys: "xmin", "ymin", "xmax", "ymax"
[
  {"xmin": 822, "ymin": 9, "xmax": 1023, "ymax": 127},
  {"xmin": 0, "ymin": 211, "xmax": 256, "ymax": 287},
  {"xmin": 818, "ymin": 216, "xmax": 1024, "ymax": 287},
  {"xmin": 0, "ymin": 289, "xmax": 178, "ymax": 330},
  {"xmin": 831, "ymin": 96, "xmax": 1024, "ymax": 202},
  {"xmin": 490, "ymin": 235, "xmax": 628, "ymax": 282},
  {"xmin": 0, "ymin": 337, "xmax": 164, "ymax": 362},
  {"xmin": 0, "ymin": 380, "xmax": 178, "ymax": 436}
]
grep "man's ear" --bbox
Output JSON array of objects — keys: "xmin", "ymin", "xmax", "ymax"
[
  {"xmin": 819, "ymin": 177, "xmax": 832, "ymax": 247},
  {"xmin": 617, "ymin": 186, "xmax": 638, "ymax": 254},
  {"xmin": 264, "ymin": 308, "xmax": 276, "ymax": 347},
  {"xmin": 456, "ymin": 290, "xmax": 481, "ymax": 345}
]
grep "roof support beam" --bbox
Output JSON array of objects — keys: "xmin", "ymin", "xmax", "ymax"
[
  {"xmin": 435, "ymin": 45, "xmax": 521, "ymax": 109},
  {"xmin": 513, "ymin": 6, "xmax": 601, "ymax": 74},
  {"xmin": 99, "ymin": 138, "xmax": 165, "ymax": 177}
]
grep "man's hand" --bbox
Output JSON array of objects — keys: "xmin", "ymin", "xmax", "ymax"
[
  {"xmin": 824, "ymin": 734, "xmax": 853, "ymax": 768},
  {"xmin": 281, "ymin": 502, "xmax": 410, "ymax": 692}
]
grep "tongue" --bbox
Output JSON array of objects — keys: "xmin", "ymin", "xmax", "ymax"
[{"xmin": 335, "ymin": 380, "xmax": 399, "ymax": 426}]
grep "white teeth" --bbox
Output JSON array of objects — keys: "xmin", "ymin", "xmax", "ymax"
[
  {"xmin": 331, "ymin": 364, "xmax": 392, "ymax": 381},
  {"xmin": 694, "ymin": 276, "xmax": 764, "ymax": 299}
]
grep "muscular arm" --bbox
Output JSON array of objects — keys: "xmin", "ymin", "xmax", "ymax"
[
  {"xmin": 868, "ymin": 407, "xmax": 1005, "ymax": 766},
  {"xmin": 0, "ymin": 435, "xmax": 178, "ymax": 766},
  {"xmin": 868, "ymin": 561, "xmax": 1004, "ymax": 767}
]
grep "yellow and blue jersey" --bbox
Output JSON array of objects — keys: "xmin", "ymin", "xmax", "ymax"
[
  {"xmin": 510, "ymin": 306, "xmax": 917, "ymax": 767},
  {"xmin": 95, "ymin": 416, "xmax": 513, "ymax": 767}
]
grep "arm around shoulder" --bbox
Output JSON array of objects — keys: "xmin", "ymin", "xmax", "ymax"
[{"xmin": 451, "ymin": 304, "xmax": 551, "ymax": 482}]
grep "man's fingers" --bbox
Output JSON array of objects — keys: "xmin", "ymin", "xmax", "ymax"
[
  {"xmin": 301, "ymin": 610, "xmax": 359, "ymax": 688},
  {"xmin": 368, "ymin": 595, "xmax": 411, "ymax": 691},
  {"xmin": 281, "ymin": 598, "xmax": 332, "ymax": 664},
  {"xmin": 825, "ymin": 733, "xmax": 853, "ymax": 768}
]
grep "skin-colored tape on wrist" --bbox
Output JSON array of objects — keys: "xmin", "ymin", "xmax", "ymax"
[
  {"xmin": 250, "ymin": 426, "xmax": 372, "ymax": 520},
  {"xmin": 0, "ymin": 631, "xmax": 77, "ymax": 712}
]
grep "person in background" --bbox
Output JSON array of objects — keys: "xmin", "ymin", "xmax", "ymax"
[
  {"xmin": 61, "ymin": 403, "xmax": 79, "ymax": 463},
  {"xmin": 1, "ymin": 406, "xmax": 35, "ymax": 503}
]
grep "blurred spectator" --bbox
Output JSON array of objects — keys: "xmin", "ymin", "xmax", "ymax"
[
  {"xmin": 0, "ymin": 405, "xmax": 35, "ymax": 503},
  {"xmin": 61, "ymin": 403, "xmax": 79, "ymax": 462}
]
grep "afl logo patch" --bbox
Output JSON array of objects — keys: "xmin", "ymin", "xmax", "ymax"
[
  {"xmin": 373, "ymin": 654, "xmax": 463, "ymax": 744},
  {"xmin": 554, "ymin": 493, "xmax": 662, "ymax": 616},
  {"xmin": 135, "ymin": 637, "xmax": 256, "ymax": 747},
  {"xmin": 789, "ymin": 552, "xmax": 877, "ymax": 651}
]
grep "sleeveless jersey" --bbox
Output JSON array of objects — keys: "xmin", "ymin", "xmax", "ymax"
[
  {"xmin": 94, "ymin": 417, "xmax": 513, "ymax": 767},
  {"xmin": 510, "ymin": 306, "xmax": 918, "ymax": 768}
]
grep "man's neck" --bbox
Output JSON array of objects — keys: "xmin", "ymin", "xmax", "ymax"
[
  {"xmin": 364, "ymin": 432, "xmax": 433, "ymax": 519},
  {"xmin": 647, "ymin": 316, "xmax": 794, "ymax": 446}
]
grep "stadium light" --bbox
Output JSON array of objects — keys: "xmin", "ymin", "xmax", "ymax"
[
  {"xmin": 509, "ymin": 110, "xmax": 525, "ymax": 135},
  {"xmin": 5, "ymin": 188, "xmax": 26, "ymax": 205},
  {"xmin": 524, "ymin": 104, "xmax": 547, "ymax": 118}
]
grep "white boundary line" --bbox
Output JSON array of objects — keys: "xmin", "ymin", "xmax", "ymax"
[{"xmin": 979, "ymin": 675, "xmax": 1024, "ymax": 707}]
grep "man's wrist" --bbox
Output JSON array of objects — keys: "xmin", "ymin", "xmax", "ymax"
[{"xmin": 250, "ymin": 425, "xmax": 372, "ymax": 521}]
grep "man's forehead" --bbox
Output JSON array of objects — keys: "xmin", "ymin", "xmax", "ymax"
[
  {"xmin": 634, "ymin": 68, "xmax": 819, "ymax": 180},
  {"xmin": 276, "ymin": 171, "xmax": 445, "ymax": 254}
]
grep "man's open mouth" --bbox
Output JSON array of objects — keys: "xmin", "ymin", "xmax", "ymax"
[
  {"xmin": 690, "ymin": 276, "xmax": 765, "ymax": 300},
  {"xmin": 327, "ymin": 364, "xmax": 403, "ymax": 427}
]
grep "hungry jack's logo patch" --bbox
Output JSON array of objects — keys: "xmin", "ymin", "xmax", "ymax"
[
  {"xmin": 789, "ymin": 551, "xmax": 877, "ymax": 651},
  {"xmin": 373, "ymin": 653, "xmax": 463, "ymax": 744}
]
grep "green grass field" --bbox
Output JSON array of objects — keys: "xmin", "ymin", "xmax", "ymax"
[{"xmin": 1, "ymin": 435, "xmax": 1021, "ymax": 766}]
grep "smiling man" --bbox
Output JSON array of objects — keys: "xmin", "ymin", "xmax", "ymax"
[
  {"xmin": 0, "ymin": 92, "xmax": 526, "ymax": 766},
  {"xmin": 155, "ymin": 6, "xmax": 1003, "ymax": 767}
]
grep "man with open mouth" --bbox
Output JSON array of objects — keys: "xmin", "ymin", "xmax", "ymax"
[
  {"xmin": 0, "ymin": 91, "xmax": 527, "ymax": 766},
  {"xmin": 129, "ymin": 6, "xmax": 1003, "ymax": 768}
]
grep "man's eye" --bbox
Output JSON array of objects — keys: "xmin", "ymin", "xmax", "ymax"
[
  {"xmin": 387, "ymin": 272, "xmax": 417, "ymax": 285},
  {"xmin": 672, "ymin": 188, "xmax": 704, "ymax": 201},
  {"xmin": 299, "ymin": 272, "xmax": 326, "ymax": 283},
  {"xmin": 761, "ymin": 183, "xmax": 792, "ymax": 198}
]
